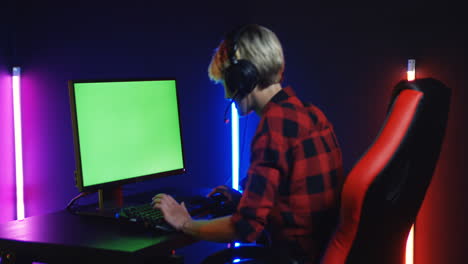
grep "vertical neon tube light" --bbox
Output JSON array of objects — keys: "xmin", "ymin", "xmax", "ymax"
[
  {"xmin": 405, "ymin": 59, "xmax": 415, "ymax": 264},
  {"xmin": 231, "ymin": 104, "xmax": 239, "ymax": 190},
  {"xmin": 231, "ymin": 104, "xmax": 241, "ymax": 250},
  {"xmin": 12, "ymin": 67, "xmax": 25, "ymax": 220},
  {"xmin": 407, "ymin": 59, "xmax": 416, "ymax": 81}
]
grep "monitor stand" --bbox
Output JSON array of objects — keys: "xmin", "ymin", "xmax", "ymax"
[{"xmin": 75, "ymin": 186, "xmax": 124, "ymax": 218}]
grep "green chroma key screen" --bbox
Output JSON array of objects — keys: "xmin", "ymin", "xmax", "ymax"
[{"xmin": 72, "ymin": 80, "xmax": 184, "ymax": 188}]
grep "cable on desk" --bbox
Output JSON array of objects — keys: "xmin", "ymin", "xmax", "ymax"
[{"xmin": 66, "ymin": 192, "xmax": 93, "ymax": 213}]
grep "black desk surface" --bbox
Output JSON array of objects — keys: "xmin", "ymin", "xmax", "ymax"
[{"xmin": 0, "ymin": 210, "xmax": 195, "ymax": 263}]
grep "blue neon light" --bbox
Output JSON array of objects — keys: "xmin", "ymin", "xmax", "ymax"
[{"xmin": 231, "ymin": 104, "xmax": 239, "ymax": 190}]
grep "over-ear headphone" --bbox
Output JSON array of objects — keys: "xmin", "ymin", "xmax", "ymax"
[{"xmin": 223, "ymin": 24, "xmax": 259, "ymax": 101}]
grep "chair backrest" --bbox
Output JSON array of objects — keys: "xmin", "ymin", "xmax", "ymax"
[{"xmin": 321, "ymin": 78, "xmax": 451, "ymax": 264}]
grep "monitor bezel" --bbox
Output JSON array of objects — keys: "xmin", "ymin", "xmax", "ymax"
[{"xmin": 68, "ymin": 77, "xmax": 186, "ymax": 192}]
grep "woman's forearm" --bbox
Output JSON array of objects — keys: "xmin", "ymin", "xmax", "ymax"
[{"xmin": 182, "ymin": 215, "xmax": 238, "ymax": 243}]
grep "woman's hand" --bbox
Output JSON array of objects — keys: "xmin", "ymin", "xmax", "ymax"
[
  {"xmin": 152, "ymin": 193, "xmax": 192, "ymax": 230},
  {"xmin": 207, "ymin": 185, "xmax": 242, "ymax": 206}
]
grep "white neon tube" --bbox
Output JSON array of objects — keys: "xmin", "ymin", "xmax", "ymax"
[
  {"xmin": 407, "ymin": 59, "xmax": 416, "ymax": 81},
  {"xmin": 405, "ymin": 59, "xmax": 415, "ymax": 264},
  {"xmin": 406, "ymin": 225, "xmax": 414, "ymax": 264}
]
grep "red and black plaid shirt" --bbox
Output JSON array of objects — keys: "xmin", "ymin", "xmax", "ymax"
[{"xmin": 231, "ymin": 87, "xmax": 344, "ymax": 263}]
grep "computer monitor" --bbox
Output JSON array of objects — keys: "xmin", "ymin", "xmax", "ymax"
[{"xmin": 69, "ymin": 78, "xmax": 185, "ymax": 199}]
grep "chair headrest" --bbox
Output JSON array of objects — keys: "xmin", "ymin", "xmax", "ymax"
[{"xmin": 389, "ymin": 78, "xmax": 451, "ymax": 112}]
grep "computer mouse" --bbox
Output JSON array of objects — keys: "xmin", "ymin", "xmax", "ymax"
[{"xmin": 210, "ymin": 192, "xmax": 228, "ymax": 203}]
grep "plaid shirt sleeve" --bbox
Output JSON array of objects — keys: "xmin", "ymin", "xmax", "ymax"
[{"xmin": 230, "ymin": 106, "xmax": 294, "ymax": 243}]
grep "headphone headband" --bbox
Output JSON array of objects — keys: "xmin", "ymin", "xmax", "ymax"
[
  {"xmin": 226, "ymin": 25, "xmax": 250, "ymax": 65},
  {"xmin": 223, "ymin": 24, "xmax": 259, "ymax": 100}
]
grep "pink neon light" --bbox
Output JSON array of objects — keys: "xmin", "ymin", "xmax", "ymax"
[{"xmin": 13, "ymin": 67, "xmax": 25, "ymax": 220}]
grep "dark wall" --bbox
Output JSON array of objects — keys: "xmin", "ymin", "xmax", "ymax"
[
  {"xmin": 7, "ymin": 1, "xmax": 468, "ymax": 263},
  {"xmin": 413, "ymin": 48, "xmax": 468, "ymax": 263}
]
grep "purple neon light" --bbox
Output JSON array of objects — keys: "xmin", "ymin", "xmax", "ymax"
[{"xmin": 13, "ymin": 67, "xmax": 25, "ymax": 220}]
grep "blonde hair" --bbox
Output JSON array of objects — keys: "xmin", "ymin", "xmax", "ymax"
[{"xmin": 208, "ymin": 24, "xmax": 284, "ymax": 90}]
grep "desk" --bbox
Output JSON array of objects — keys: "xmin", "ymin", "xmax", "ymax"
[{"xmin": 0, "ymin": 210, "xmax": 196, "ymax": 263}]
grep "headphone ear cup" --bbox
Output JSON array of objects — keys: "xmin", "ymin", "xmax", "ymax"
[{"xmin": 224, "ymin": 60, "xmax": 259, "ymax": 99}]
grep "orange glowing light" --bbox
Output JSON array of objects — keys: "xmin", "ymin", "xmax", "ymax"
[
  {"xmin": 407, "ymin": 71, "xmax": 416, "ymax": 81},
  {"xmin": 406, "ymin": 226, "xmax": 414, "ymax": 264}
]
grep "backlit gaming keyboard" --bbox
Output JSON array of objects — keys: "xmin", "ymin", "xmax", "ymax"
[
  {"xmin": 116, "ymin": 194, "xmax": 236, "ymax": 233},
  {"xmin": 117, "ymin": 203, "xmax": 175, "ymax": 233}
]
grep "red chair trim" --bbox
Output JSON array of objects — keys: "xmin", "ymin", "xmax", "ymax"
[{"xmin": 321, "ymin": 89, "xmax": 423, "ymax": 264}]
